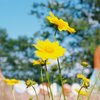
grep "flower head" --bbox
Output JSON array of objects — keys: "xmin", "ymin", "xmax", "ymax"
[
  {"xmin": 83, "ymin": 82, "xmax": 90, "ymax": 88},
  {"xmin": 3, "ymin": 78, "xmax": 20, "ymax": 86},
  {"xmin": 25, "ymin": 79, "xmax": 36, "ymax": 88},
  {"xmin": 77, "ymin": 74, "xmax": 90, "ymax": 83},
  {"xmin": 75, "ymin": 89, "xmax": 88, "ymax": 96},
  {"xmin": 81, "ymin": 61, "xmax": 89, "ymax": 67},
  {"xmin": 33, "ymin": 39, "xmax": 66, "ymax": 60},
  {"xmin": 47, "ymin": 12, "xmax": 76, "ymax": 33},
  {"xmin": 32, "ymin": 59, "xmax": 51, "ymax": 66}
]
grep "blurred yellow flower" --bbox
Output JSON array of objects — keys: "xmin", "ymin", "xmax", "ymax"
[
  {"xmin": 32, "ymin": 59, "xmax": 51, "ymax": 65},
  {"xmin": 47, "ymin": 12, "xmax": 76, "ymax": 33},
  {"xmin": 83, "ymin": 82, "xmax": 90, "ymax": 88},
  {"xmin": 75, "ymin": 89, "xmax": 88, "ymax": 96},
  {"xmin": 33, "ymin": 39, "xmax": 66, "ymax": 60},
  {"xmin": 77, "ymin": 74, "xmax": 90, "ymax": 83},
  {"xmin": 3, "ymin": 78, "xmax": 19, "ymax": 86},
  {"xmin": 81, "ymin": 61, "xmax": 89, "ymax": 67},
  {"xmin": 25, "ymin": 79, "xmax": 36, "ymax": 88}
]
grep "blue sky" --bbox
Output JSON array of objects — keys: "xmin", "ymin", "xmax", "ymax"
[{"xmin": 0, "ymin": 0, "xmax": 46, "ymax": 38}]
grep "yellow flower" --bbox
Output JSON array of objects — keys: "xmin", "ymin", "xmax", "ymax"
[
  {"xmin": 32, "ymin": 59, "xmax": 51, "ymax": 65},
  {"xmin": 77, "ymin": 74, "xmax": 90, "ymax": 83},
  {"xmin": 75, "ymin": 89, "xmax": 88, "ymax": 96},
  {"xmin": 81, "ymin": 61, "xmax": 89, "ymax": 67},
  {"xmin": 3, "ymin": 78, "xmax": 20, "ymax": 86},
  {"xmin": 47, "ymin": 12, "xmax": 76, "ymax": 33},
  {"xmin": 25, "ymin": 79, "xmax": 36, "ymax": 88},
  {"xmin": 33, "ymin": 39, "xmax": 66, "ymax": 60}
]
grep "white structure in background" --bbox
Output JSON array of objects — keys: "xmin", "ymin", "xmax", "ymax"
[
  {"xmin": 71, "ymin": 83, "xmax": 81, "ymax": 95},
  {"xmin": 50, "ymin": 83, "xmax": 61, "ymax": 96},
  {"xmin": 14, "ymin": 80, "xmax": 27, "ymax": 93},
  {"xmin": 27, "ymin": 84, "xmax": 39, "ymax": 95},
  {"xmin": 90, "ymin": 69, "xmax": 100, "ymax": 91}
]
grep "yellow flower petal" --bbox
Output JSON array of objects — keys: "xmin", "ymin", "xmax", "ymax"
[
  {"xmin": 33, "ymin": 39, "xmax": 66, "ymax": 60},
  {"xmin": 46, "ymin": 12, "xmax": 59, "ymax": 25},
  {"xmin": 47, "ymin": 12, "xmax": 76, "ymax": 33},
  {"xmin": 67, "ymin": 26, "xmax": 76, "ymax": 33},
  {"xmin": 75, "ymin": 89, "xmax": 88, "ymax": 96}
]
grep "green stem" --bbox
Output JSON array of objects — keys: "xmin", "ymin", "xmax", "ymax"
[
  {"xmin": 59, "ymin": 94, "xmax": 61, "ymax": 100},
  {"xmin": 88, "ymin": 71, "xmax": 100, "ymax": 100},
  {"xmin": 44, "ymin": 62, "xmax": 54, "ymax": 100},
  {"xmin": 77, "ymin": 86, "xmax": 84, "ymax": 100},
  {"xmin": 81, "ymin": 68, "xmax": 84, "ymax": 85},
  {"xmin": 40, "ymin": 68, "xmax": 44, "ymax": 82},
  {"xmin": 12, "ymin": 86, "xmax": 16, "ymax": 100},
  {"xmin": 54, "ymin": 30, "xmax": 57, "ymax": 41},
  {"xmin": 82, "ymin": 68, "xmax": 84, "ymax": 75},
  {"xmin": 40, "ymin": 68, "xmax": 46, "ymax": 100},
  {"xmin": 57, "ymin": 58, "xmax": 66, "ymax": 100},
  {"xmin": 32, "ymin": 85, "xmax": 38, "ymax": 100}
]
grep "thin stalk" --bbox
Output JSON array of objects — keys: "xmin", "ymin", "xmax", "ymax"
[
  {"xmin": 77, "ymin": 86, "xmax": 84, "ymax": 100},
  {"xmin": 40, "ymin": 68, "xmax": 44, "ymax": 82},
  {"xmin": 44, "ymin": 62, "xmax": 54, "ymax": 100},
  {"xmin": 54, "ymin": 30, "xmax": 57, "ymax": 41},
  {"xmin": 12, "ymin": 86, "xmax": 16, "ymax": 100},
  {"xmin": 59, "ymin": 94, "xmax": 61, "ymax": 100},
  {"xmin": 57, "ymin": 58, "xmax": 66, "ymax": 100},
  {"xmin": 32, "ymin": 85, "xmax": 38, "ymax": 100},
  {"xmin": 82, "ymin": 68, "xmax": 84, "ymax": 75},
  {"xmin": 81, "ymin": 68, "xmax": 84, "ymax": 85},
  {"xmin": 40, "ymin": 68, "xmax": 46, "ymax": 100},
  {"xmin": 88, "ymin": 71, "xmax": 100, "ymax": 100},
  {"xmin": 43, "ymin": 94, "xmax": 45, "ymax": 100}
]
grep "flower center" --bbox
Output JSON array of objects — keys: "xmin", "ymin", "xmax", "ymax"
[{"xmin": 44, "ymin": 47, "xmax": 54, "ymax": 53}]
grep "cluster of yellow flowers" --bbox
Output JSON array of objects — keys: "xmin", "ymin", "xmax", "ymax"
[
  {"xmin": 2, "ymin": 11, "xmax": 99, "ymax": 100},
  {"xmin": 76, "ymin": 61, "xmax": 90, "ymax": 99},
  {"xmin": 0, "ymin": 12, "xmax": 76, "ymax": 100},
  {"xmin": 32, "ymin": 12, "xmax": 76, "ymax": 100},
  {"xmin": 33, "ymin": 12, "xmax": 76, "ymax": 63}
]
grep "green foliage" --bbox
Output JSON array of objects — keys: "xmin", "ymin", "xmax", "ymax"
[{"xmin": 0, "ymin": 28, "xmax": 41, "ymax": 82}]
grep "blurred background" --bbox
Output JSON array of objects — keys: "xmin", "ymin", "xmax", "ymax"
[{"xmin": 0, "ymin": 0, "xmax": 100, "ymax": 84}]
